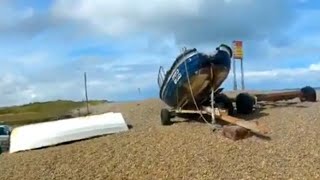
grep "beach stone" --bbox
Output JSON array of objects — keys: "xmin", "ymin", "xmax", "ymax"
[{"xmin": 222, "ymin": 125, "xmax": 252, "ymax": 140}]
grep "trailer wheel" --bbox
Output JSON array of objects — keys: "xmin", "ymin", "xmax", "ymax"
[
  {"xmin": 215, "ymin": 93, "xmax": 234, "ymax": 115},
  {"xmin": 161, "ymin": 108, "xmax": 172, "ymax": 125},
  {"xmin": 300, "ymin": 86, "xmax": 317, "ymax": 102},
  {"xmin": 236, "ymin": 93, "xmax": 255, "ymax": 114}
]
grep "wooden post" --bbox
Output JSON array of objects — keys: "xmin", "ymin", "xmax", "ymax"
[{"xmin": 84, "ymin": 72, "xmax": 89, "ymax": 115}]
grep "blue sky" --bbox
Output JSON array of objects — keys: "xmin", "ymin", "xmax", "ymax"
[{"xmin": 0, "ymin": 0, "xmax": 320, "ymax": 106}]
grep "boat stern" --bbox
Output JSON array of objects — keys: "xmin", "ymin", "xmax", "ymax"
[
  {"xmin": 210, "ymin": 44, "xmax": 233, "ymax": 70},
  {"xmin": 158, "ymin": 44, "xmax": 233, "ymax": 109}
]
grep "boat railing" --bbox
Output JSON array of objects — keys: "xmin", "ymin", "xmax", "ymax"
[{"xmin": 157, "ymin": 66, "xmax": 166, "ymax": 88}]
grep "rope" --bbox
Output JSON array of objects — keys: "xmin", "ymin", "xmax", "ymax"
[
  {"xmin": 183, "ymin": 60, "xmax": 216, "ymax": 129},
  {"xmin": 210, "ymin": 64, "xmax": 216, "ymax": 124}
]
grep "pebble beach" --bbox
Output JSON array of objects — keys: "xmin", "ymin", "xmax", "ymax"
[{"xmin": 0, "ymin": 91, "xmax": 319, "ymax": 180}]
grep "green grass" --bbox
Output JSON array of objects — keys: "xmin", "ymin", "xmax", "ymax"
[{"xmin": 0, "ymin": 100, "xmax": 106, "ymax": 127}]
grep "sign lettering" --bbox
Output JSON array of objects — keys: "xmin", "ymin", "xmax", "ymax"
[
  {"xmin": 172, "ymin": 69, "xmax": 182, "ymax": 84},
  {"xmin": 233, "ymin": 40, "xmax": 243, "ymax": 60}
]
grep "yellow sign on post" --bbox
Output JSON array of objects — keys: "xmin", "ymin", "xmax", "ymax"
[
  {"xmin": 232, "ymin": 40, "xmax": 245, "ymax": 91},
  {"xmin": 232, "ymin": 40, "xmax": 243, "ymax": 60}
]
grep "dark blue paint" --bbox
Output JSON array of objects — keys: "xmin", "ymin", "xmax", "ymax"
[{"xmin": 160, "ymin": 49, "xmax": 231, "ymax": 107}]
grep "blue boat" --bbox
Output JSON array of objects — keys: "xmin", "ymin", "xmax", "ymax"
[{"xmin": 157, "ymin": 44, "xmax": 233, "ymax": 112}]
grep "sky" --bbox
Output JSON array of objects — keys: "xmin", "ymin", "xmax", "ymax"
[{"xmin": 1, "ymin": 0, "xmax": 320, "ymax": 107}]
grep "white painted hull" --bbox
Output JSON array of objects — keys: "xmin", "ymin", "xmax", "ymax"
[{"xmin": 9, "ymin": 112, "xmax": 129, "ymax": 153}]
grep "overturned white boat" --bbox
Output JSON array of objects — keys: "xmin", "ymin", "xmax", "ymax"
[{"xmin": 9, "ymin": 112, "xmax": 129, "ymax": 153}]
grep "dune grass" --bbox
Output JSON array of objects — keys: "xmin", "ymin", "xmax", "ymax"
[{"xmin": 0, "ymin": 100, "xmax": 106, "ymax": 127}]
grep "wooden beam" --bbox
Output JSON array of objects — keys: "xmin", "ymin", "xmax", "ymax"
[{"xmin": 203, "ymin": 107, "xmax": 270, "ymax": 136}]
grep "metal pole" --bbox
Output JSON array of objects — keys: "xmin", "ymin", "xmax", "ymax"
[
  {"xmin": 240, "ymin": 59, "xmax": 245, "ymax": 90},
  {"xmin": 138, "ymin": 87, "xmax": 142, "ymax": 100},
  {"xmin": 233, "ymin": 58, "xmax": 237, "ymax": 90},
  {"xmin": 84, "ymin": 72, "xmax": 89, "ymax": 115},
  {"xmin": 138, "ymin": 88, "xmax": 141, "ymax": 95}
]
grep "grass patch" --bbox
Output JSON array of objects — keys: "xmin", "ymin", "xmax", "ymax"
[{"xmin": 0, "ymin": 100, "xmax": 107, "ymax": 127}]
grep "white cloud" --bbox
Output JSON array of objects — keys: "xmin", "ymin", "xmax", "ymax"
[
  {"xmin": 310, "ymin": 63, "xmax": 320, "ymax": 71},
  {"xmin": 0, "ymin": 47, "xmax": 164, "ymax": 106},
  {"xmin": 52, "ymin": 0, "xmax": 203, "ymax": 36},
  {"xmin": 244, "ymin": 62, "xmax": 320, "ymax": 80},
  {"xmin": 0, "ymin": 73, "xmax": 38, "ymax": 106},
  {"xmin": 51, "ymin": 0, "xmax": 296, "ymax": 45},
  {"xmin": 0, "ymin": 0, "xmax": 319, "ymax": 107},
  {"xmin": 14, "ymin": 52, "xmax": 50, "ymax": 66}
]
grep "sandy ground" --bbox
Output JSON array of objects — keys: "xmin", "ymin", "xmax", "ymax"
[{"xmin": 0, "ymin": 91, "xmax": 320, "ymax": 180}]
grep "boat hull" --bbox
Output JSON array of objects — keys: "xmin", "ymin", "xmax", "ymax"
[
  {"xmin": 159, "ymin": 44, "xmax": 232, "ymax": 109},
  {"xmin": 9, "ymin": 112, "xmax": 129, "ymax": 153}
]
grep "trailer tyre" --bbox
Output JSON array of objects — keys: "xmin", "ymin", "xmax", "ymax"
[
  {"xmin": 300, "ymin": 86, "xmax": 317, "ymax": 102},
  {"xmin": 236, "ymin": 93, "xmax": 255, "ymax": 114},
  {"xmin": 215, "ymin": 93, "xmax": 234, "ymax": 115},
  {"xmin": 161, "ymin": 108, "xmax": 172, "ymax": 125}
]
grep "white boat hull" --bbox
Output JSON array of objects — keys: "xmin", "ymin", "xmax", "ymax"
[{"xmin": 9, "ymin": 112, "xmax": 129, "ymax": 153}]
